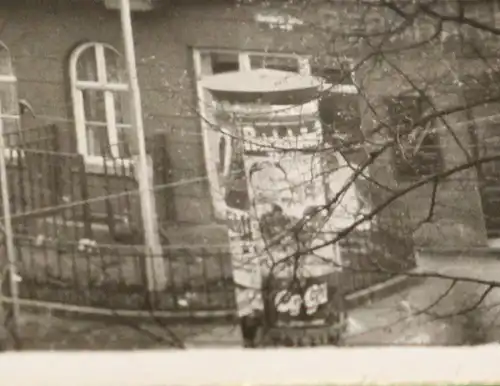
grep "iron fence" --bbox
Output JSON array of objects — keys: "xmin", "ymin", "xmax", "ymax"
[
  {"xmin": 339, "ymin": 225, "xmax": 415, "ymax": 295},
  {"xmin": 5, "ymin": 223, "xmax": 414, "ymax": 316},
  {"xmin": 0, "ymin": 123, "xmax": 418, "ymax": 319},
  {"xmin": 9, "ymin": 236, "xmax": 235, "ymax": 314}
]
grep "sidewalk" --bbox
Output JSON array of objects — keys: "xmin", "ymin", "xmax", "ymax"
[
  {"xmin": 11, "ymin": 280, "xmax": 447, "ymax": 350},
  {"xmin": 186, "ymin": 251, "xmax": 500, "ymax": 347},
  {"xmin": 185, "ymin": 267, "xmax": 500, "ymax": 347},
  {"xmin": 184, "ymin": 278, "xmax": 449, "ymax": 347},
  {"xmin": 14, "ymin": 252, "xmax": 500, "ymax": 349}
]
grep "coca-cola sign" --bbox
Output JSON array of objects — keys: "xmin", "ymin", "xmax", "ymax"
[
  {"xmin": 274, "ymin": 282, "xmax": 328, "ymax": 317},
  {"xmin": 264, "ymin": 277, "xmax": 333, "ymax": 327}
]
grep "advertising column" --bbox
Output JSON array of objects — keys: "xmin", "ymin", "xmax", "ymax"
[
  {"xmin": 239, "ymin": 103, "xmax": 346, "ymax": 346},
  {"xmin": 212, "ymin": 118, "xmax": 265, "ymax": 347},
  {"xmin": 203, "ymin": 69, "xmax": 361, "ymax": 346}
]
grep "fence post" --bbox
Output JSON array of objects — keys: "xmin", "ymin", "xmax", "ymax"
[
  {"xmin": 0, "ymin": 101, "xmax": 20, "ymax": 344},
  {"xmin": 133, "ymin": 155, "xmax": 167, "ymax": 291},
  {"xmin": 120, "ymin": 0, "xmax": 167, "ymax": 292}
]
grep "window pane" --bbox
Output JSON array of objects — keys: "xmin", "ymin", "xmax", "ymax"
[
  {"xmin": 387, "ymin": 95, "xmax": 427, "ymax": 132},
  {"xmin": 386, "ymin": 96, "xmax": 443, "ymax": 180},
  {"xmin": 104, "ymin": 47, "xmax": 125, "ymax": 83},
  {"xmin": 113, "ymin": 91, "xmax": 130, "ymax": 125},
  {"xmin": 210, "ymin": 52, "xmax": 239, "ymax": 74},
  {"xmin": 0, "ymin": 83, "xmax": 18, "ymax": 115},
  {"xmin": 86, "ymin": 124, "xmax": 109, "ymax": 156},
  {"xmin": 319, "ymin": 93, "xmax": 362, "ymax": 149},
  {"xmin": 198, "ymin": 52, "xmax": 216, "ymax": 76},
  {"xmin": 76, "ymin": 46, "xmax": 98, "ymax": 82},
  {"xmin": 312, "ymin": 66, "xmax": 353, "ymax": 85},
  {"xmin": 393, "ymin": 132, "xmax": 442, "ymax": 179},
  {"xmin": 249, "ymin": 54, "xmax": 299, "ymax": 72},
  {"xmin": 82, "ymin": 89, "xmax": 106, "ymax": 122},
  {"xmin": 0, "ymin": 44, "xmax": 12, "ymax": 76},
  {"xmin": 116, "ymin": 127, "xmax": 131, "ymax": 158},
  {"xmin": 2, "ymin": 117, "xmax": 20, "ymax": 147},
  {"xmin": 394, "ymin": 129, "xmax": 442, "ymax": 179}
]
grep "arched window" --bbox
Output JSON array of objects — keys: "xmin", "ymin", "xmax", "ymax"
[
  {"xmin": 70, "ymin": 42, "xmax": 130, "ymax": 163},
  {"xmin": 0, "ymin": 41, "xmax": 21, "ymax": 155}
]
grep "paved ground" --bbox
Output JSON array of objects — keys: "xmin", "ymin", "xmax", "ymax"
[
  {"xmin": 8, "ymin": 252, "xmax": 500, "ymax": 349},
  {"xmin": 183, "ymin": 279, "xmax": 452, "ymax": 347},
  {"xmin": 185, "ymin": 252, "xmax": 500, "ymax": 347}
]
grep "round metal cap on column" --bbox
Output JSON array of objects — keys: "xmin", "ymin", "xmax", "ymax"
[
  {"xmin": 201, "ymin": 68, "xmax": 346, "ymax": 347},
  {"xmin": 201, "ymin": 68, "xmax": 322, "ymax": 105}
]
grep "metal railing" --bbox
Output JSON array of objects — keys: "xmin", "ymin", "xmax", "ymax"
[
  {"xmin": 0, "ymin": 123, "xmax": 417, "ymax": 320},
  {"xmin": 11, "ymin": 237, "xmax": 235, "ymax": 314},
  {"xmin": 8, "ymin": 226, "xmax": 414, "ymax": 316}
]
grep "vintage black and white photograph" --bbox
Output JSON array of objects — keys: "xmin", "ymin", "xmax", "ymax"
[{"xmin": 1, "ymin": 0, "xmax": 500, "ymax": 358}]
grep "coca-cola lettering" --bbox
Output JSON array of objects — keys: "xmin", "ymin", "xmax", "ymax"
[
  {"xmin": 274, "ymin": 283, "xmax": 328, "ymax": 316},
  {"xmin": 304, "ymin": 283, "xmax": 328, "ymax": 315},
  {"xmin": 275, "ymin": 290, "xmax": 302, "ymax": 316}
]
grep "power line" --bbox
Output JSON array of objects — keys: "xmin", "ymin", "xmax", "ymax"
[{"xmin": 2, "ymin": 105, "xmax": 500, "ymax": 223}]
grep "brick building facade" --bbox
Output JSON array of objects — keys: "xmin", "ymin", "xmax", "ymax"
[{"xmin": 0, "ymin": 0, "xmax": 495, "ymax": 253}]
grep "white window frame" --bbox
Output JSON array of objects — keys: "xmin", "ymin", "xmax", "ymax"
[
  {"xmin": 192, "ymin": 48, "xmax": 358, "ymax": 220},
  {"xmin": 70, "ymin": 42, "xmax": 132, "ymax": 174},
  {"xmin": 0, "ymin": 41, "xmax": 22, "ymax": 162}
]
